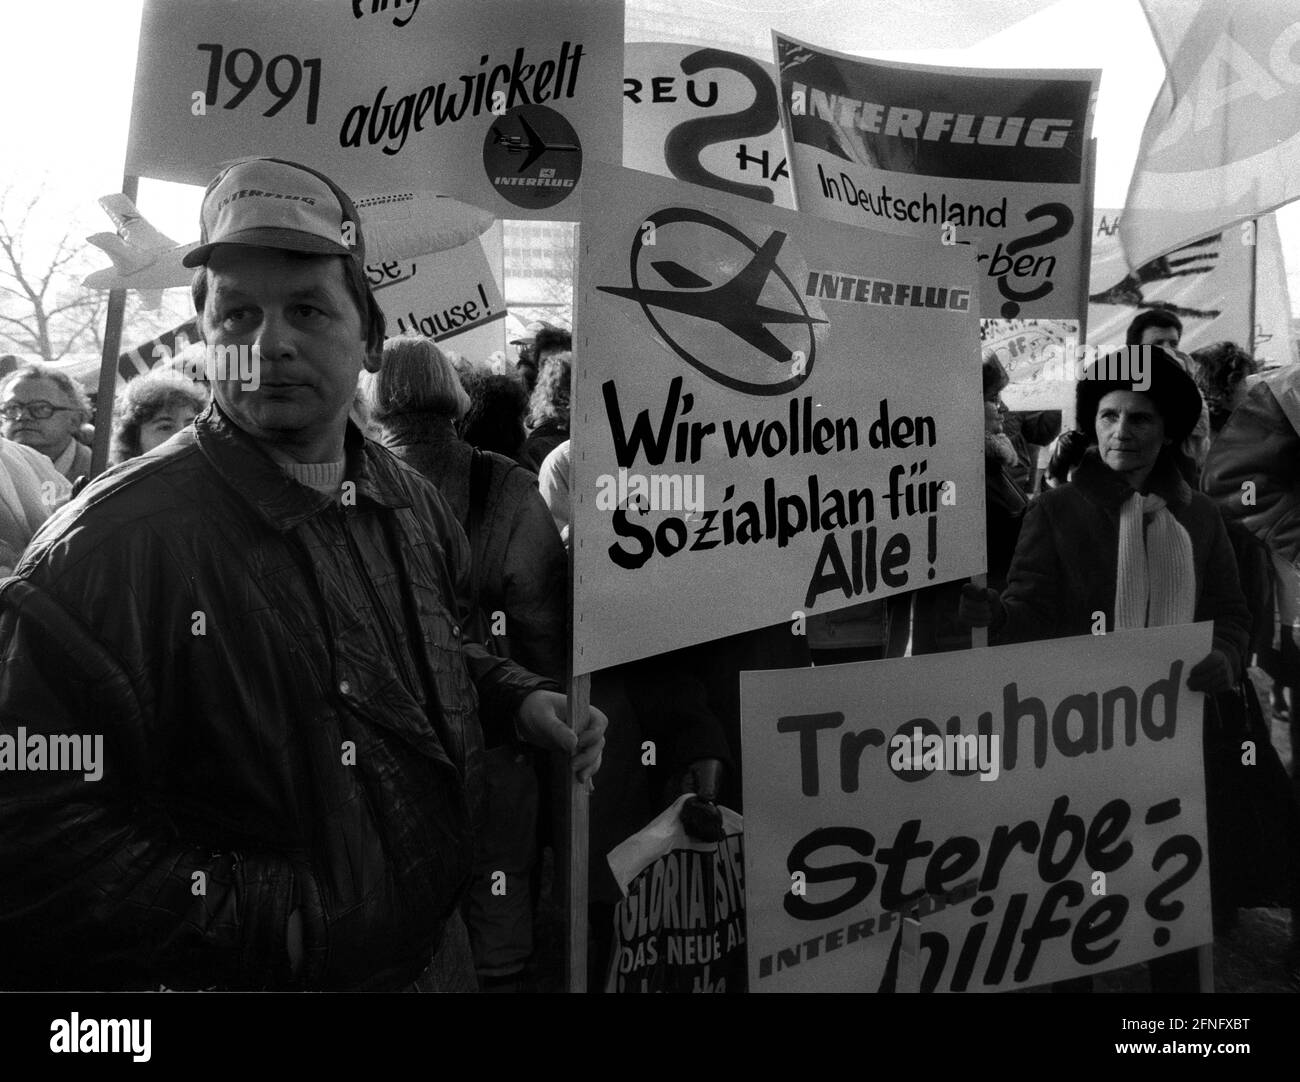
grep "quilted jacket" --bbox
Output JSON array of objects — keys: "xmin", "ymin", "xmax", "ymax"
[{"xmin": 0, "ymin": 404, "xmax": 552, "ymax": 990}]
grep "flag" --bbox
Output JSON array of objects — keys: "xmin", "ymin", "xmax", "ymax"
[{"xmin": 1121, "ymin": 0, "xmax": 1300, "ymax": 270}]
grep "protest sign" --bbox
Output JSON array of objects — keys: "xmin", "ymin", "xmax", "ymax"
[
  {"xmin": 980, "ymin": 318, "xmax": 1079, "ymax": 414},
  {"xmin": 1090, "ymin": 209, "xmax": 1294, "ymax": 366},
  {"xmin": 117, "ymin": 318, "xmax": 201, "ymax": 382},
  {"xmin": 369, "ymin": 224, "xmax": 506, "ymax": 360},
  {"xmin": 126, "ymin": 0, "xmax": 623, "ymax": 219},
  {"xmin": 572, "ymin": 162, "xmax": 985, "ymax": 675},
  {"xmin": 773, "ymin": 33, "xmax": 1098, "ymax": 322},
  {"xmin": 741, "ymin": 624, "xmax": 1214, "ymax": 993},
  {"xmin": 604, "ymin": 795, "xmax": 746, "ymax": 993},
  {"xmin": 624, "ymin": 43, "xmax": 794, "ymax": 208}
]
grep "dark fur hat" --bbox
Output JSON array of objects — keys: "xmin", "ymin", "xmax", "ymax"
[{"xmin": 1075, "ymin": 344, "xmax": 1203, "ymax": 445}]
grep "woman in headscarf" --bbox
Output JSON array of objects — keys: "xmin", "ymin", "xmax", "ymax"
[{"xmin": 960, "ymin": 344, "xmax": 1252, "ymax": 991}]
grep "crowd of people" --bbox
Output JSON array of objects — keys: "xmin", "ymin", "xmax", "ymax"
[{"xmin": 0, "ymin": 156, "xmax": 1297, "ymax": 992}]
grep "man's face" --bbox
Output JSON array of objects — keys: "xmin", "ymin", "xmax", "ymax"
[
  {"xmin": 0, "ymin": 376, "xmax": 82, "ymax": 458},
  {"xmin": 1138, "ymin": 325, "xmax": 1180, "ymax": 351},
  {"xmin": 202, "ymin": 247, "xmax": 366, "ymax": 460}
]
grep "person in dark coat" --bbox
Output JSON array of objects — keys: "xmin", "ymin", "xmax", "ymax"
[
  {"xmin": 0, "ymin": 157, "xmax": 605, "ymax": 992},
  {"xmin": 365, "ymin": 335, "xmax": 568, "ymax": 990},
  {"xmin": 965, "ymin": 348, "xmax": 1248, "ymax": 676},
  {"xmin": 911, "ymin": 355, "xmax": 1029, "ymax": 654},
  {"xmin": 461, "ymin": 373, "xmax": 529, "ymax": 460},
  {"xmin": 961, "ymin": 345, "xmax": 1252, "ymax": 992}
]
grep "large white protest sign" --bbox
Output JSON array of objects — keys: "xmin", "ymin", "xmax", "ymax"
[
  {"xmin": 572, "ymin": 162, "xmax": 985, "ymax": 675},
  {"xmin": 774, "ymin": 33, "xmax": 1098, "ymax": 322},
  {"xmin": 742, "ymin": 624, "xmax": 1214, "ymax": 993},
  {"xmin": 126, "ymin": 0, "xmax": 623, "ymax": 219},
  {"xmin": 624, "ymin": 43, "xmax": 794, "ymax": 208},
  {"xmin": 368, "ymin": 224, "xmax": 506, "ymax": 360}
]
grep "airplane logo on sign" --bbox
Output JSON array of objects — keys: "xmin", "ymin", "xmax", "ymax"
[
  {"xmin": 597, "ymin": 207, "xmax": 827, "ymax": 396},
  {"xmin": 491, "ymin": 113, "xmax": 580, "ymax": 173}
]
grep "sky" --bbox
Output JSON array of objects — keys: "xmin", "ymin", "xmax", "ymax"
[{"xmin": 2, "ymin": 0, "xmax": 1297, "ymax": 311}]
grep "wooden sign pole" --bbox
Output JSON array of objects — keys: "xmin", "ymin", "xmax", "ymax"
[
  {"xmin": 90, "ymin": 173, "xmax": 139, "ymax": 479},
  {"xmin": 565, "ymin": 220, "xmax": 589, "ymax": 993},
  {"xmin": 565, "ymin": 672, "xmax": 590, "ymax": 992}
]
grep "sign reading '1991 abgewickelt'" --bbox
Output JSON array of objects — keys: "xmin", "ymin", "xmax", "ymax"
[{"xmin": 126, "ymin": 0, "xmax": 623, "ymax": 219}]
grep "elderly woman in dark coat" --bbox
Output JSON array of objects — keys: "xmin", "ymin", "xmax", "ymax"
[
  {"xmin": 962, "ymin": 346, "xmax": 1248, "ymax": 682},
  {"xmin": 961, "ymin": 344, "xmax": 1251, "ymax": 991},
  {"xmin": 363, "ymin": 336, "xmax": 567, "ymax": 989}
]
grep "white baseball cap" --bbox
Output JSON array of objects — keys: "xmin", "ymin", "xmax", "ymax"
[{"xmin": 183, "ymin": 158, "xmax": 365, "ymax": 268}]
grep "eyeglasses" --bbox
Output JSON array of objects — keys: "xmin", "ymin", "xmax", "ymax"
[{"xmin": 0, "ymin": 400, "xmax": 78, "ymax": 421}]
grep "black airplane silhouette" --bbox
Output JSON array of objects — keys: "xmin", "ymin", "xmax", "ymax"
[
  {"xmin": 598, "ymin": 229, "xmax": 826, "ymax": 366},
  {"xmin": 491, "ymin": 114, "xmax": 580, "ymax": 172}
]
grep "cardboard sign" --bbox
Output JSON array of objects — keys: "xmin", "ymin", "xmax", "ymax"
[
  {"xmin": 604, "ymin": 795, "xmax": 747, "ymax": 993},
  {"xmin": 572, "ymin": 162, "xmax": 986, "ymax": 675},
  {"xmin": 741, "ymin": 624, "xmax": 1214, "ymax": 993},
  {"xmin": 624, "ymin": 43, "xmax": 794, "ymax": 208},
  {"xmin": 773, "ymin": 32, "xmax": 1098, "ymax": 321},
  {"xmin": 980, "ymin": 318, "xmax": 1079, "ymax": 414},
  {"xmin": 126, "ymin": 0, "xmax": 623, "ymax": 219},
  {"xmin": 369, "ymin": 224, "xmax": 506, "ymax": 359}
]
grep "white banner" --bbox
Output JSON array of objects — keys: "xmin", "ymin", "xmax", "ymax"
[
  {"xmin": 1092, "ymin": 209, "xmax": 1293, "ymax": 366},
  {"xmin": 1122, "ymin": 0, "xmax": 1300, "ymax": 269}
]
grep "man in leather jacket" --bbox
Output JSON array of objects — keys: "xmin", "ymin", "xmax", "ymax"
[{"xmin": 0, "ymin": 158, "xmax": 604, "ymax": 991}]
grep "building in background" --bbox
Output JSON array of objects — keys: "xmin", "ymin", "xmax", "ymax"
[{"xmin": 502, "ymin": 0, "xmax": 769, "ymax": 325}]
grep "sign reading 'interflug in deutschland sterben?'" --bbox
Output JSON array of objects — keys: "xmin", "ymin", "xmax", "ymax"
[
  {"xmin": 572, "ymin": 162, "xmax": 986, "ymax": 675},
  {"xmin": 773, "ymin": 32, "xmax": 1098, "ymax": 321}
]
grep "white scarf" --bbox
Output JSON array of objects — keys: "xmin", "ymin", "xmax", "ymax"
[{"xmin": 1113, "ymin": 491, "xmax": 1196, "ymax": 630}]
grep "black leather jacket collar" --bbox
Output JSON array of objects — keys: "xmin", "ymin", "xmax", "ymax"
[{"xmin": 193, "ymin": 403, "xmax": 411, "ymax": 532}]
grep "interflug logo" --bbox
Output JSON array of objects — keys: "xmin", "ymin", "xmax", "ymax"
[
  {"xmin": 597, "ymin": 207, "xmax": 828, "ymax": 396},
  {"xmin": 484, "ymin": 103, "xmax": 582, "ymax": 209}
]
